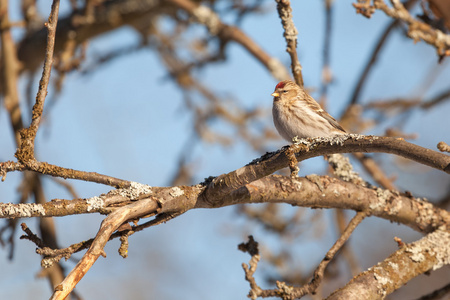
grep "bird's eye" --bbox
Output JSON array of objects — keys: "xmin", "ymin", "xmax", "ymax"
[{"xmin": 282, "ymin": 90, "xmax": 288, "ymax": 94}]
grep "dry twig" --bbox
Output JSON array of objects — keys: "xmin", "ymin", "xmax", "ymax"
[
  {"xmin": 15, "ymin": 0, "xmax": 60, "ymax": 162},
  {"xmin": 166, "ymin": 0, "xmax": 290, "ymax": 80},
  {"xmin": 240, "ymin": 212, "xmax": 367, "ymax": 299},
  {"xmin": 437, "ymin": 141, "xmax": 450, "ymax": 153},
  {"xmin": 275, "ymin": 0, "xmax": 303, "ymax": 86},
  {"xmin": 0, "ymin": 160, "xmax": 131, "ymax": 188},
  {"xmin": 50, "ymin": 198, "xmax": 160, "ymax": 300},
  {"xmin": 319, "ymin": 0, "xmax": 334, "ymax": 104},
  {"xmin": 353, "ymin": 0, "xmax": 450, "ymax": 57}
]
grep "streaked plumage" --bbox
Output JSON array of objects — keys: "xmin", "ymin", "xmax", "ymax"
[{"xmin": 272, "ymin": 80, "xmax": 346, "ymax": 141}]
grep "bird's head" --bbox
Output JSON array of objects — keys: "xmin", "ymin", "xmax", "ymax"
[{"xmin": 271, "ymin": 80, "xmax": 299, "ymax": 102}]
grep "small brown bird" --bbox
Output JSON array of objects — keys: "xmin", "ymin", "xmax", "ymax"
[{"xmin": 272, "ymin": 80, "xmax": 346, "ymax": 141}]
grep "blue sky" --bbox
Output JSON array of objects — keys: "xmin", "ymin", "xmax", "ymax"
[{"xmin": 1, "ymin": 1, "xmax": 449, "ymax": 299}]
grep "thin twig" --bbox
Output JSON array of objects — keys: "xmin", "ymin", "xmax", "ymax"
[
  {"xmin": 347, "ymin": 19, "xmax": 398, "ymax": 108},
  {"xmin": 20, "ymin": 223, "xmax": 46, "ymax": 248},
  {"xmin": 275, "ymin": 0, "xmax": 304, "ymax": 86},
  {"xmin": 240, "ymin": 212, "xmax": 367, "ymax": 298},
  {"xmin": 437, "ymin": 141, "xmax": 450, "ymax": 153},
  {"xmin": 353, "ymin": 0, "xmax": 450, "ymax": 57},
  {"xmin": 30, "ymin": 211, "xmax": 185, "ymax": 267},
  {"xmin": 166, "ymin": 0, "xmax": 290, "ymax": 80},
  {"xmin": 305, "ymin": 211, "xmax": 367, "ymax": 296},
  {"xmin": 364, "ymin": 87, "xmax": 450, "ymax": 113},
  {"xmin": 334, "ymin": 210, "xmax": 360, "ymax": 276},
  {"xmin": 0, "ymin": 160, "xmax": 131, "ymax": 188},
  {"xmin": 346, "ymin": 0, "xmax": 417, "ymax": 109},
  {"xmin": 421, "ymin": 88, "xmax": 450, "ymax": 109},
  {"xmin": 319, "ymin": 0, "xmax": 334, "ymax": 104},
  {"xmin": 16, "ymin": 0, "xmax": 60, "ymax": 163}
]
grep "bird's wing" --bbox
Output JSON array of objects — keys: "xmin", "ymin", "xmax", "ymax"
[
  {"xmin": 305, "ymin": 96, "xmax": 346, "ymax": 133},
  {"xmin": 317, "ymin": 110, "xmax": 346, "ymax": 132}
]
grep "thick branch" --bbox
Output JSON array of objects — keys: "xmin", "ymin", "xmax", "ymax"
[
  {"xmin": 200, "ymin": 135, "xmax": 450, "ymax": 206},
  {"xmin": 0, "ymin": 182, "xmax": 153, "ymax": 218},
  {"xmin": 4, "ymin": 174, "xmax": 448, "ymax": 233},
  {"xmin": 10, "ymin": 173, "xmax": 447, "ymax": 298},
  {"xmin": 212, "ymin": 175, "xmax": 449, "ymax": 233},
  {"xmin": 11, "ymin": 174, "xmax": 448, "ymax": 298},
  {"xmin": 327, "ymin": 229, "xmax": 450, "ymax": 299}
]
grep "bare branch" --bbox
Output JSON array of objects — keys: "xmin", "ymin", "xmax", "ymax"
[
  {"xmin": 17, "ymin": 0, "xmax": 163, "ymax": 72},
  {"xmin": 166, "ymin": 0, "xmax": 290, "ymax": 80},
  {"xmin": 4, "ymin": 172, "xmax": 448, "ymax": 233},
  {"xmin": 421, "ymin": 88, "xmax": 450, "ymax": 109},
  {"xmin": 199, "ymin": 135, "xmax": 450, "ymax": 206},
  {"xmin": 438, "ymin": 141, "xmax": 450, "ymax": 153},
  {"xmin": 326, "ymin": 153, "xmax": 366, "ymax": 186},
  {"xmin": 16, "ymin": 0, "xmax": 60, "ymax": 163},
  {"xmin": 275, "ymin": 0, "xmax": 303, "ymax": 86},
  {"xmin": 227, "ymin": 175, "xmax": 449, "ymax": 232},
  {"xmin": 319, "ymin": 0, "xmax": 334, "ymax": 103},
  {"xmin": 50, "ymin": 198, "xmax": 160, "ymax": 300},
  {"xmin": 10, "ymin": 172, "xmax": 449, "ymax": 298},
  {"xmin": 0, "ymin": 160, "xmax": 131, "ymax": 188},
  {"xmin": 353, "ymin": 0, "xmax": 450, "ymax": 57},
  {"xmin": 0, "ymin": 0, "xmax": 23, "ymax": 144},
  {"xmin": 20, "ymin": 223, "xmax": 46, "ymax": 248},
  {"xmin": 240, "ymin": 212, "xmax": 367, "ymax": 299},
  {"xmin": 239, "ymin": 236, "xmax": 263, "ymax": 299},
  {"xmin": 327, "ymin": 229, "xmax": 450, "ymax": 299},
  {"xmin": 364, "ymin": 86, "xmax": 450, "ymax": 114},
  {"xmin": 352, "ymin": 152, "xmax": 397, "ymax": 190},
  {"xmin": 301, "ymin": 211, "xmax": 367, "ymax": 295},
  {"xmin": 344, "ymin": 0, "xmax": 417, "ymax": 110},
  {"xmin": 0, "ymin": 182, "xmax": 152, "ymax": 218}
]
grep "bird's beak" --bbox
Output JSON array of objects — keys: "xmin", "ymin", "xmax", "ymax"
[{"xmin": 271, "ymin": 92, "xmax": 279, "ymax": 97}]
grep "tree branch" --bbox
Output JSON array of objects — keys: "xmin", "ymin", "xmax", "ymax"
[
  {"xmin": 353, "ymin": 0, "xmax": 450, "ymax": 57},
  {"xmin": 200, "ymin": 135, "xmax": 450, "ymax": 206},
  {"xmin": 15, "ymin": 0, "xmax": 60, "ymax": 163},
  {"xmin": 0, "ymin": 160, "xmax": 131, "ymax": 188},
  {"xmin": 166, "ymin": 0, "xmax": 291, "ymax": 81},
  {"xmin": 0, "ymin": 0, "xmax": 23, "ymax": 144},
  {"xmin": 10, "ymin": 172, "xmax": 447, "ymax": 298},
  {"xmin": 49, "ymin": 198, "xmax": 160, "ymax": 300},
  {"xmin": 5, "ymin": 173, "xmax": 449, "ymax": 233},
  {"xmin": 241, "ymin": 212, "xmax": 367, "ymax": 299},
  {"xmin": 346, "ymin": 0, "xmax": 417, "ymax": 108},
  {"xmin": 275, "ymin": 0, "xmax": 303, "ymax": 86},
  {"xmin": 327, "ymin": 229, "xmax": 450, "ymax": 299}
]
